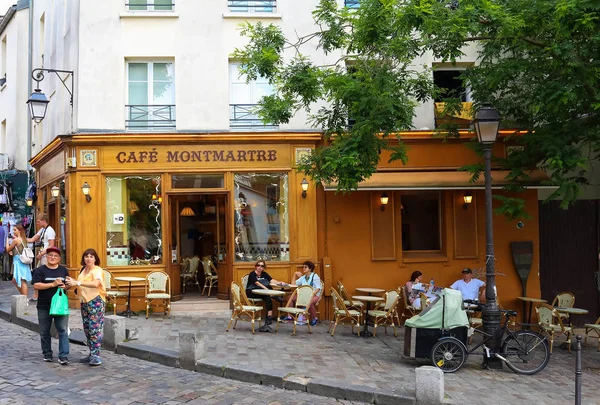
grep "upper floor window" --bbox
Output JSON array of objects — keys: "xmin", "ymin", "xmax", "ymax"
[
  {"xmin": 433, "ymin": 68, "xmax": 472, "ymax": 128},
  {"xmin": 228, "ymin": 0, "xmax": 276, "ymax": 13},
  {"xmin": 127, "ymin": 0, "xmax": 174, "ymax": 11},
  {"xmin": 400, "ymin": 191, "xmax": 442, "ymax": 251},
  {"xmin": 345, "ymin": 0, "xmax": 360, "ymax": 8},
  {"xmin": 126, "ymin": 61, "xmax": 175, "ymax": 131},
  {"xmin": 229, "ymin": 62, "xmax": 277, "ymax": 129}
]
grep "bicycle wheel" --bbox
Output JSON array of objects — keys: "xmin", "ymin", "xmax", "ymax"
[
  {"xmin": 502, "ymin": 330, "xmax": 550, "ymax": 375},
  {"xmin": 430, "ymin": 337, "xmax": 467, "ymax": 373}
]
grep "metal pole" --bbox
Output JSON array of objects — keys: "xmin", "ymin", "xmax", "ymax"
[
  {"xmin": 575, "ymin": 335, "xmax": 582, "ymax": 405},
  {"xmin": 481, "ymin": 145, "xmax": 502, "ymax": 369}
]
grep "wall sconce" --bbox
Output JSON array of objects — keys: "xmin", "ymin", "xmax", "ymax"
[
  {"xmin": 301, "ymin": 178, "xmax": 309, "ymax": 198},
  {"xmin": 152, "ymin": 193, "xmax": 162, "ymax": 204},
  {"xmin": 26, "ymin": 197, "xmax": 33, "ymax": 207},
  {"xmin": 380, "ymin": 192, "xmax": 389, "ymax": 211},
  {"xmin": 82, "ymin": 182, "xmax": 92, "ymax": 202},
  {"xmin": 51, "ymin": 185, "xmax": 60, "ymax": 198},
  {"xmin": 463, "ymin": 192, "xmax": 473, "ymax": 209}
]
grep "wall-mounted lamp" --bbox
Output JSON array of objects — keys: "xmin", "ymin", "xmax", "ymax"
[
  {"xmin": 151, "ymin": 193, "xmax": 163, "ymax": 204},
  {"xmin": 51, "ymin": 185, "xmax": 60, "ymax": 198},
  {"xmin": 380, "ymin": 192, "xmax": 389, "ymax": 211},
  {"xmin": 81, "ymin": 182, "xmax": 92, "ymax": 202},
  {"xmin": 26, "ymin": 197, "xmax": 33, "ymax": 207},
  {"xmin": 26, "ymin": 68, "xmax": 74, "ymax": 123},
  {"xmin": 301, "ymin": 178, "xmax": 309, "ymax": 198},
  {"xmin": 463, "ymin": 192, "xmax": 473, "ymax": 209}
]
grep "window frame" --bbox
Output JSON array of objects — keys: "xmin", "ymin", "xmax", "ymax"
[
  {"xmin": 399, "ymin": 191, "xmax": 444, "ymax": 253},
  {"xmin": 229, "ymin": 62, "xmax": 277, "ymax": 129},
  {"xmin": 126, "ymin": 0, "xmax": 175, "ymax": 12}
]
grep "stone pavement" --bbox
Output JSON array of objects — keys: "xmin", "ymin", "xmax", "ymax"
[
  {"xmin": 1, "ymin": 280, "xmax": 600, "ymax": 404},
  {"xmin": 0, "ymin": 318, "xmax": 366, "ymax": 405}
]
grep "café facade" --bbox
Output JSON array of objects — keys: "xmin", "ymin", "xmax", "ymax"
[{"xmin": 30, "ymin": 130, "xmax": 548, "ymax": 320}]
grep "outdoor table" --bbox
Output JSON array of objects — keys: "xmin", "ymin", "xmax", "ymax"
[
  {"xmin": 355, "ymin": 287, "xmax": 385, "ymax": 296},
  {"xmin": 270, "ymin": 282, "xmax": 297, "ymax": 291},
  {"xmin": 115, "ymin": 276, "xmax": 145, "ymax": 318},
  {"xmin": 352, "ymin": 295, "xmax": 384, "ymax": 338},
  {"xmin": 252, "ymin": 289, "xmax": 286, "ymax": 333},
  {"xmin": 554, "ymin": 307, "xmax": 589, "ymax": 326},
  {"xmin": 517, "ymin": 296, "xmax": 547, "ymax": 327}
]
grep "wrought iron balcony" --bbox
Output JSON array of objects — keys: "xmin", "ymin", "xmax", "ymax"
[
  {"xmin": 344, "ymin": 0, "xmax": 360, "ymax": 8},
  {"xmin": 126, "ymin": 1, "xmax": 174, "ymax": 11},
  {"xmin": 230, "ymin": 104, "xmax": 278, "ymax": 130},
  {"xmin": 125, "ymin": 105, "xmax": 176, "ymax": 131},
  {"xmin": 228, "ymin": 0, "xmax": 276, "ymax": 13}
]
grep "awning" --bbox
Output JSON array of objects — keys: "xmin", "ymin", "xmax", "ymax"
[{"xmin": 324, "ymin": 170, "xmax": 556, "ymax": 191}]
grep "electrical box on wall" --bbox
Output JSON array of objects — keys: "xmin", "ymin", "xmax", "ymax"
[
  {"xmin": 322, "ymin": 256, "xmax": 333, "ymax": 296},
  {"xmin": 66, "ymin": 157, "xmax": 76, "ymax": 168}
]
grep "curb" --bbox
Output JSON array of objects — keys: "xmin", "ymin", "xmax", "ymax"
[{"xmin": 0, "ymin": 304, "xmax": 417, "ymax": 404}]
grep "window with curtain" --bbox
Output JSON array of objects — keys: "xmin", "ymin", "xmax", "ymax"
[
  {"xmin": 106, "ymin": 176, "xmax": 162, "ymax": 266},
  {"xmin": 234, "ymin": 173, "xmax": 288, "ymax": 262},
  {"xmin": 126, "ymin": 61, "xmax": 175, "ymax": 130},
  {"xmin": 229, "ymin": 62, "xmax": 277, "ymax": 129},
  {"xmin": 128, "ymin": 0, "xmax": 173, "ymax": 11}
]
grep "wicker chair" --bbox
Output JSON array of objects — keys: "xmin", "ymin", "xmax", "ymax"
[
  {"xmin": 201, "ymin": 257, "xmax": 219, "ymax": 296},
  {"xmin": 584, "ymin": 317, "xmax": 600, "ymax": 351},
  {"xmin": 276, "ymin": 285, "xmax": 316, "ymax": 335},
  {"xmin": 241, "ymin": 274, "xmax": 263, "ymax": 305},
  {"xmin": 329, "ymin": 287, "xmax": 362, "ymax": 336},
  {"xmin": 366, "ymin": 291, "xmax": 400, "ymax": 337},
  {"xmin": 336, "ymin": 281, "xmax": 364, "ymax": 311},
  {"xmin": 551, "ymin": 291, "xmax": 575, "ymax": 320},
  {"xmin": 102, "ymin": 269, "xmax": 129, "ymax": 315},
  {"xmin": 145, "ymin": 271, "xmax": 171, "ymax": 319},
  {"xmin": 399, "ymin": 285, "xmax": 421, "ymax": 324},
  {"xmin": 536, "ymin": 303, "xmax": 572, "ymax": 353},
  {"xmin": 227, "ymin": 282, "xmax": 263, "ymax": 334}
]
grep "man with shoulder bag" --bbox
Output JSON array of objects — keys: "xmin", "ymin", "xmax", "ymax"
[{"xmin": 27, "ymin": 213, "xmax": 56, "ymax": 302}]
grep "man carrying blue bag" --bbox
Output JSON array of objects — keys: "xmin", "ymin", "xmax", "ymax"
[{"xmin": 32, "ymin": 246, "xmax": 71, "ymax": 365}]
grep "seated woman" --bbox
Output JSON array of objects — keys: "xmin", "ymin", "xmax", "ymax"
[
  {"xmin": 290, "ymin": 260, "xmax": 322, "ymax": 326},
  {"xmin": 405, "ymin": 270, "xmax": 424, "ymax": 309},
  {"xmin": 245, "ymin": 260, "xmax": 284, "ymax": 325}
]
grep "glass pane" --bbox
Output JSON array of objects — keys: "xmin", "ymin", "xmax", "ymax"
[
  {"xmin": 234, "ymin": 173, "xmax": 288, "ymax": 262},
  {"xmin": 152, "ymin": 63, "xmax": 172, "ymax": 81},
  {"xmin": 153, "ymin": 63, "xmax": 174, "ymax": 104},
  {"xmin": 401, "ymin": 191, "xmax": 441, "ymax": 251},
  {"xmin": 129, "ymin": 82, "xmax": 148, "ymax": 104},
  {"xmin": 154, "ymin": 0, "xmax": 173, "ymax": 11},
  {"xmin": 106, "ymin": 176, "xmax": 162, "ymax": 266},
  {"xmin": 129, "ymin": 63, "xmax": 148, "ymax": 81},
  {"xmin": 172, "ymin": 174, "xmax": 225, "ymax": 188},
  {"xmin": 129, "ymin": 0, "xmax": 147, "ymax": 11}
]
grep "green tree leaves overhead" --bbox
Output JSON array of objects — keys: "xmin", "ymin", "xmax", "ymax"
[{"xmin": 233, "ymin": 0, "xmax": 600, "ymax": 212}]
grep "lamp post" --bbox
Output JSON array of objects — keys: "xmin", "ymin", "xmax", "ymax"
[
  {"xmin": 473, "ymin": 104, "xmax": 502, "ymax": 370},
  {"xmin": 26, "ymin": 68, "xmax": 74, "ymax": 126}
]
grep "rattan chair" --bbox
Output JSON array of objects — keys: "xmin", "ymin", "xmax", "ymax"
[
  {"xmin": 201, "ymin": 257, "xmax": 219, "ymax": 296},
  {"xmin": 366, "ymin": 290, "xmax": 400, "ymax": 337},
  {"xmin": 336, "ymin": 281, "xmax": 364, "ymax": 311},
  {"xmin": 227, "ymin": 281, "xmax": 263, "ymax": 334},
  {"xmin": 329, "ymin": 287, "xmax": 362, "ymax": 336},
  {"xmin": 536, "ymin": 303, "xmax": 572, "ymax": 353},
  {"xmin": 145, "ymin": 271, "xmax": 171, "ymax": 319},
  {"xmin": 584, "ymin": 317, "xmax": 600, "ymax": 351},
  {"xmin": 102, "ymin": 269, "xmax": 129, "ymax": 315},
  {"xmin": 399, "ymin": 285, "xmax": 421, "ymax": 324},
  {"xmin": 276, "ymin": 285, "xmax": 316, "ymax": 335},
  {"xmin": 551, "ymin": 291, "xmax": 575, "ymax": 320},
  {"xmin": 241, "ymin": 273, "xmax": 263, "ymax": 305}
]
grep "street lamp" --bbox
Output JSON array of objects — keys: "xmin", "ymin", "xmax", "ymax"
[
  {"xmin": 473, "ymin": 104, "xmax": 502, "ymax": 369},
  {"xmin": 26, "ymin": 68, "xmax": 74, "ymax": 124}
]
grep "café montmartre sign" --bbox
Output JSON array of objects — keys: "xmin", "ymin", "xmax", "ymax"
[{"xmin": 114, "ymin": 147, "xmax": 279, "ymax": 165}]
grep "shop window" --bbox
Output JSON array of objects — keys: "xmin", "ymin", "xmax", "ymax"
[
  {"xmin": 127, "ymin": 0, "xmax": 174, "ymax": 11},
  {"xmin": 106, "ymin": 176, "xmax": 162, "ymax": 266},
  {"xmin": 234, "ymin": 173, "xmax": 288, "ymax": 262},
  {"xmin": 126, "ymin": 61, "xmax": 175, "ymax": 130},
  {"xmin": 171, "ymin": 174, "xmax": 224, "ymax": 189},
  {"xmin": 229, "ymin": 62, "xmax": 277, "ymax": 129},
  {"xmin": 400, "ymin": 191, "xmax": 442, "ymax": 251}
]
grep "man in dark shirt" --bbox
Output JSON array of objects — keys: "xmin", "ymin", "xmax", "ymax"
[{"xmin": 32, "ymin": 246, "xmax": 70, "ymax": 365}]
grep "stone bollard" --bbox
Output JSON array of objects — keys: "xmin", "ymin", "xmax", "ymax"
[
  {"xmin": 179, "ymin": 331, "xmax": 205, "ymax": 371},
  {"xmin": 415, "ymin": 366, "xmax": 444, "ymax": 405},
  {"xmin": 103, "ymin": 315, "xmax": 126, "ymax": 351},
  {"xmin": 11, "ymin": 295, "xmax": 28, "ymax": 320}
]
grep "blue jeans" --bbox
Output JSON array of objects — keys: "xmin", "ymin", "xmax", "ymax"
[{"xmin": 37, "ymin": 308, "xmax": 70, "ymax": 359}]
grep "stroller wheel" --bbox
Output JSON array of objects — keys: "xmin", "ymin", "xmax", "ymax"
[{"xmin": 431, "ymin": 337, "xmax": 467, "ymax": 373}]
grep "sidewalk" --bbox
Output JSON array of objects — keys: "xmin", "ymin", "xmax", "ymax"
[{"xmin": 1, "ymin": 280, "xmax": 599, "ymax": 404}]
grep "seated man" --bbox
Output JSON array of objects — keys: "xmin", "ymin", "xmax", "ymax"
[
  {"xmin": 450, "ymin": 268, "xmax": 485, "ymax": 301},
  {"xmin": 290, "ymin": 260, "xmax": 322, "ymax": 326}
]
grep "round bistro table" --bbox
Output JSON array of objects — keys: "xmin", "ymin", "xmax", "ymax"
[
  {"xmin": 352, "ymin": 295, "xmax": 384, "ymax": 338},
  {"xmin": 114, "ymin": 276, "xmax": 145, "ymax": 318},
  {"xmin": 252, "ymin": 289, "xmax": 286, "ymax": 333}
]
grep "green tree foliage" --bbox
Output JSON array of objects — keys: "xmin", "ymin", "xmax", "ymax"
[{"xmin": 233, "ymin": 0, "xmax": 600, "ymax": 210}]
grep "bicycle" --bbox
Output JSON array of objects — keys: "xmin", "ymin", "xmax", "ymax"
[{"xmin": 430, "ymin": 301, "xmax": 551, "ymax": 375}]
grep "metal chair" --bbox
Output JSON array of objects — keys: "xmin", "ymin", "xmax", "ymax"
[
  {"xmin": 201, "ymin": 257, "xmax": 219, "ymax": 296},
  {"xmin": 102, "ymin": 269, "xmax": 129, "ymax": 316},
  {"xmin": 227, "ymin": 281, "xmax": 263, "ymax": 334},
  {"xmin": 145, "ymin": 271, "xmax": 171, "ymax": 319}
]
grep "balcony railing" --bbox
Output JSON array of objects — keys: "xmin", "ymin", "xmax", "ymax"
[
  {"xmin": 126, "ymin": 1, "xmax": 174, "ymax": 11},
  {"xmin": 125, "ymin": 105, "xmax": 176, "ymax": 131},
  {"xmin": 344, "ymin": 0, "xmax": 360, "ymax": 8},
  {"xmin": 228, "ymin": 0, "xmax": 276, "ymax": 13},
  {"xmin": 434, "ymin": 101, "xmax": 473, "ymax": 128},
  {"xmin": 230, "ymin": 104, "xmax": 278, "ymax": 129}
]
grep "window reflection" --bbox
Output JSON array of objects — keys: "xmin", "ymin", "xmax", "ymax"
[
  {"xmin": 234, "ymin": 173, "xmax": 288, "ymax": 262},
  {"xmin": 106, "ymin": 176, "xmax": 162, "ymax": 266}
]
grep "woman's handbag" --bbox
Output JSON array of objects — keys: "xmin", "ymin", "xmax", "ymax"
[
  {"xmin": 20, "ymin": 240, "xmax": 35, "ymax": 265},
  {"xmin": 49, "ymin": 289, "xmax": 70, "ymax": 316}
]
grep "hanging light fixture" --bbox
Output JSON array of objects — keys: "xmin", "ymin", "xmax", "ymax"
[{"xmin": 180, "ymin": 207, "xmax": 195, "ymax": 216}]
